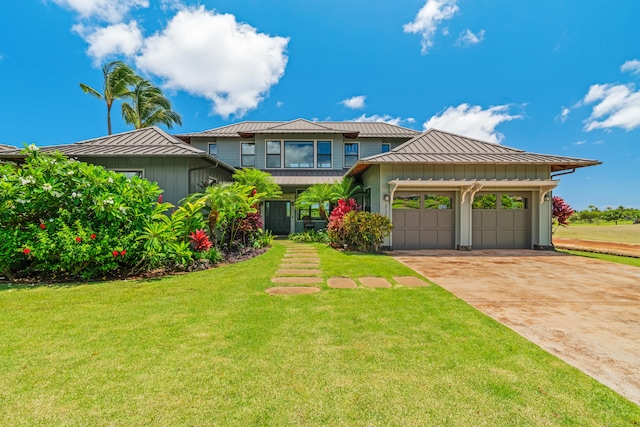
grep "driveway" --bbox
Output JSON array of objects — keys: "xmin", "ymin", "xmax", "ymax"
[{"xmin": 392, "ymin": 249, "xmax": 640, "ymax": 406}]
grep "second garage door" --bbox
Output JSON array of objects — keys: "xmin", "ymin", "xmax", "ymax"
[
  {"xmin": 472, "ymin": 192, "xmax": 531, "ymax": 249},
  {"xmin": 392, "ymin": 192, "xmax": 455, "ymax": 249}
]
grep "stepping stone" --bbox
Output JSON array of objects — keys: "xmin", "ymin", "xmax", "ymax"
[
  {"xmin": 359, "ymin": 277, "xmax": 392, "ymax": 288},
  {"xmin": 265, "ymin": 286, "xmax": 321, "ymax": 295},
  {"xmin": 277, "ymin": 269, "xmax": 322, "ymax": 276},
  {"xmin": 284, "ymin": 253, "xmax": 318, "ymax": 258},
  {"xmin": 282, "ymin": 258, "xmax": 320, "ymax": 264},
  {"xmin": 328, "ymin": 277, "xmax": 358, "ymax": 289},
  {"xmin": 394, "ymin": 276, "xmax": 430, "ymax": 287},
  {"xmin": 280, "ymin": 263, "xmax": 320, "ymax": 268},
  {"xmin": 271, "ymin": 277, "xmax": 323, "ymax": 284}
]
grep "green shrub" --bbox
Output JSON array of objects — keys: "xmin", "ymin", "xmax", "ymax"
[
  {"xmin": 254, "ymin": 229, "xmax": 275, "ymax": 248},
  {"xmin": 341, "ymin": 211, "xmax": 392, "ymax": 253},
  {"xmin": 289, "ymin": 229, "xmax": 329, "ymax": 243},
  {"xmin": 0, "ymin": 147, "xmax": 196, "ymax": 281}
]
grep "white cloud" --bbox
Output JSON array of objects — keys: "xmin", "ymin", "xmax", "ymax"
[
  {"xmin": 558, "ymin": 106, "xmax": 570, "ymax": 122},
  {"xmin": 580, "ymin": 83, "xmax": 640, "ymax": 131},
  {"xmin": 621, "ymin": 59, "xmax": 640, "ymax": 75},
  {"xmin": 353, "ymin": 114, "xmax": 413, "ymax": 127},
  {"xmin": 135, "ymin": 6, "xmax": 289, "ymax": 118},
  {"xmin": 403, "ymin": 0, "xmax": 459, "ymax": 54},
  {"xmin": 51, "ymin": 0, "xmax": 148, "ymax": 23},
  {"xmin": 423, "ymin": 103, "xmax": 523, "ymax": 143},
  {"xmin": 573, "ymin": 140, "xmax": 586, "ymax": 145},
  {"xmin": 75, "ymin": 21, "xmax": 143, "ymax": 61},
  {"xmin": 457, "ymin": 29, "xmax": 485, "ymax": 46},
  {"xmin": 341, "ymin": 95, "xmax": 366, "ymax": 109}
]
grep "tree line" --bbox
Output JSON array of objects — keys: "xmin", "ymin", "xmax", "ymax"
[{"xmin": 571, "ymin": 205, "xmax": 640, "ymax": 225}]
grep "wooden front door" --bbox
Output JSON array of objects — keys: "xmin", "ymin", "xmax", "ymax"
[{"xmin": 265, "ymin": 201, "xmax": 291, "ymax": 235}]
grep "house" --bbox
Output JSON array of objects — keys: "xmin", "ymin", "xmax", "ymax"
[
  {"xmin": 179, "ymin": 119, "xmax": 600, "ymax": 250},
  {"xmin": 1, "ymin": 119, "xmax": 599, "ymax": 250},
  {"xmin": 0, "ymin": 127, "xmax": 235, "ymax": 206}
]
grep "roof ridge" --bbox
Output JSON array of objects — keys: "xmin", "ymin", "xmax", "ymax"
[{"xmin": 423, "ymin": 128, "xmax": 525, "ymax": 152}]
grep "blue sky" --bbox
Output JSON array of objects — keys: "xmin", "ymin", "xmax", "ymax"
[{"xmin": 1, "ymin": 0, "xmax": 639, "ymax": 209}]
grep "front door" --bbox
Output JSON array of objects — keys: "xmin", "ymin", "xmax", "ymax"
[{"xmin": 265, "ymin": 201, "xmax": 291, "ymax": 235}]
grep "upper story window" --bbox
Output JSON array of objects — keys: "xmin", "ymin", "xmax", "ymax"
[
  {"xmin": 241, "ymin": 142, "xmax": 255, "ymax": 167},
  {"xmin": 344, "ymin": 142, "xmax": 359, "ymax": 168},
  {"xmin": 381, "ymin": 143, "xmax": 390, "ymax": 153},
  {"xmin": 266, "ymin": 140, "xmax": 281, "ymax": 168},
  {"xmin": 208, "ymin": 143, "xmax": 217, "ymax": 156},
  {"xmin": 316, "ymin": 141, "xmax": 332, "ymax": 168},
  {"xmin": 265, "ymin": 140, "xmax": 333, "ymax": 169}
]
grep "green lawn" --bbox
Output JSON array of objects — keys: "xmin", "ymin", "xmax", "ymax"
[
  {"xmin": 1, "ymin": 242, "xmax": 639, "ymax": 426},
  {"xmin": 555, "ymin": 223, "xmax": 640, "ymax": 244},
  {"xmin": 559, "ymin": 249, "xmax": 640, "ymax": 268}
]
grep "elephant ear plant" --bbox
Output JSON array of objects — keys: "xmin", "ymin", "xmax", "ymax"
[{"xmin": 0, "ymin": 146, "xmax": 197, "ymax": 282}]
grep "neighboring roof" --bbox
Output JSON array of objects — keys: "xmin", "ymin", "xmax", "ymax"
[
  {"xmin": 268, "ymin": 169, "xmax": 344, "ymax": 186},
  {"xmin": 0, "ymin": 143, "xmax": 17, "ymax": 151},
  {"xmin": 178, "ymin": 119, "xmax": 420, "ymax": 139},
  {"xmin": 0, "ymin": 127, "xmax": 236, "ymax": 171},
  {"xmin": 348, "ymin": 129, "xmax": 601, "ymax": 174}
]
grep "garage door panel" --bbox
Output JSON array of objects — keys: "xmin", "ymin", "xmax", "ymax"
[
  {"xmin": 404, "ymin": 211, "xmax": 421, "ymax": 228},
  {"xmin": 438, "ymin": 211, "xmax": 454, "ymax": 228},
  {"xmin": 473, "ymin": 192, "xmax": 531, "ymax": 249},
  {"xmin": 393, "ymin": 192, "xmax": 455, "ymax": 250}
]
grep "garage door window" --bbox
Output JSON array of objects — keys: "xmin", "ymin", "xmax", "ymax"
[
  {"xmin": 393, "ymin": 194, "xmax": 420, "ymax": 209},
  {"xmin": 424, "ymin": 194, "xmax": 452, "ymax": 209},
  {"xmin": 473, "ymin": 194, "xmax": 497, "ymax": 209},
  {"xmin": 500, "ymin": 194, "xmax": 528, "ymax": 209}
]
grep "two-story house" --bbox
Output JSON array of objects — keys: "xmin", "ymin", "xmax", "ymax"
[{"xmin": 179, "ymin": 118, "xmax": 600, "ymax": 250}]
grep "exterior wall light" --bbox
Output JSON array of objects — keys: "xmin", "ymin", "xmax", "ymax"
[{"xmin": 383, "ymin": 194, "xmax": 390, "ymax": 202}]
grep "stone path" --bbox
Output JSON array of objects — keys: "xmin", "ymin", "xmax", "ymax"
[{"xmin": 264, "ymin": 242, "xmax": 430, "ymax": 295}]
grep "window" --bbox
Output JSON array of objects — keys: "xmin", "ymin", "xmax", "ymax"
[
  {"xmin": 344, "ymin": 142, "xmax": 359, "ymax": 168},
  {"xmin": 208, "ymin": 143, "xmax": 217, "ymax": 155},
  {"xmin": 296, "ymin": 190, "xmax": 328, "ymax": 220},
  {"xmin": 241, "ymin": 142, "xmax": 255, "ymax": 167},
  {"xmin": 316, "ymin": 141, "xmax": 332, "ymax": 168},
  {"xmin": 381, "ymin": 143, "xmax": 390, "ymax": 153},
  {"xmin": 110, "ymin": 169, "xmax": 144, "ymax": 179},
  {"xmin": 266, "ymin": 140, "xmax": 281, "ymax": 168},
  {"xmin": 500, "ymin": 194, "xmax": 528, "ymax": 209},
  {"xmin": 424, "ymin": 194, "xmax": 452, "ymax": 209},
  {"xmin": 393, "ymin": 194, "xmax": 420, "ymax": 209},
  {"xmin": 284, "ymin": 141, "xmax": 314, "ymax": 168},
  {"xmin": 473, "ymin": 194, "xmax": 497, "ymax": 209}
]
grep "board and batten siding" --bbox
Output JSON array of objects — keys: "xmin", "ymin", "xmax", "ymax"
[{"xmin": 80, "ymin": 156, "xmax": 232, "ymax": 206}]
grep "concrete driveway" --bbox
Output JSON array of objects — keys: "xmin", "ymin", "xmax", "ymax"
[{"xmin": 392, "ymin": 249, "xmax": 640, "ymax": 405}]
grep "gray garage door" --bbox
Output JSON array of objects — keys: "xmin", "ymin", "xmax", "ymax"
[
  {"xmin": 392, "ymin": 192, "xmax": 455, "ymax": 249},
  {"xmin": 472, "ymin": 192, "xmax": 531, "ymax": 249}
]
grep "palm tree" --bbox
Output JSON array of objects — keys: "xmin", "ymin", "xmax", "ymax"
[
  {"xmin": 80, "ymin": 61, "xmax": 139, "ymax": 135},
  {"xmin": 121, "ymin": 79, "xmax": 182, "ymax": 130},
  {"xmin": 295, "ymin": 183, "xmax": 334, "ymax": 221},
  {"xmin": 330, "ymin": 176, "xmax": 362, "ymax": 201},
  {"xmin": 232, "ymin": 168, "xmax": 282, "ymax": 203}
]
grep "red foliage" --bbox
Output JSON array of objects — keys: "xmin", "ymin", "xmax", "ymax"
[
  {"xmin": 552, "ymin": 196, "xmax": 574, "ymax": 228},
  {"xmin": 189, "ymin": 229, "xmax": 213, "ymax": 252},
  {"xmin": 328, "ymin": 198, "xmax": 360, "ymax": 244}
]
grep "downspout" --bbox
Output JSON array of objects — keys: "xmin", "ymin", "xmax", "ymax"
[{"xmin": 551, "ymin": 168, "xmax": 576, "ymax": 178}]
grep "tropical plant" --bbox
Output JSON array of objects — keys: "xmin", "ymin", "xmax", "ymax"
[
  {"xmin": 327, "ymin": 198, "xmax": 360, "ymax": 246},
  {"xmin": 189, "ymin": 229, "xmax": 213, "ymax": 252},
  {"xmin": 295, "ymin": 183, "xmax": 334, "ymax": 221},
  {"xmin": 341, "ymin": 211, "xmax": 392, "ymax": 253},
  {"xmin": 288, "ymin": 229, "xmax": 329, "ymax": 243},
  {"xmin": 80, "ymin": 61, "xmax": 139, "ymax": 135},
  {"xmin": 121, "ymin": 78, "xmax": 182, "ymax": 130},
  {"xmin": 330, "ymin": 176, "xmax": 362, "ymax": 201},
  {"xmin": 552, "ymin": 196, "xmax": 575, "ymax": 233},
  {"xmin": 232, "ymin": 168, "xmax": 282, "ymax": 202}
]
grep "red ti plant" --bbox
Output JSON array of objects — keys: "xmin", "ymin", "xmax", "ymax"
[
  {"xmin": 552, "ymin": 195, "xmax": 575, "ymax": 233},
  {"xmin": 327, "ymin": 198, "xmax": 360, "ymax": 246},
  {"xmin": 189, "ymin": 229, "xmax": 213, "ymax": 252}
]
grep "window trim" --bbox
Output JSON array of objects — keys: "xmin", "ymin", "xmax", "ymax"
[
  {"xmin": 110, "ymin": 169, "xmax": 145, "ymax": 179},
  {"xmin": 264, "ymin": 139, "xmax": 333, "ymax": 169},
  {"xmin": 208, "ymin": 143, "xmax": 218, "ymax": 156},
  {"xmin": 344, "ymin": 141, "xmax": 359, "ymax": 169},
  {"xmin": 381, "ymin": 143, "xmax": 391, "ymax": 153},
  {"xmin": 240, "ymin": 142, "xmax": 256, "ymax": 168}
]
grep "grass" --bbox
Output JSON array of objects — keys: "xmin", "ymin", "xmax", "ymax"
[
  {"xmin": 555, "ymin": 223, "xmax": 640, "ymax": 244},
  {"xmin": 1, "ymin": 242, "xmax": 639, "ymax": 426},
  {"xmin": 558, "ymin": 249, "xmax": 640, "ymax": 268}
]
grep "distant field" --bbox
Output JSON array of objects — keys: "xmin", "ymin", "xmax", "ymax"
[{"xmin": 554, "ymin": 224, "xmax": 640, "ymax": 244}]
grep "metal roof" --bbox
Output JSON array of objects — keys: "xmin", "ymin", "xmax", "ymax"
[
  {"xmin": 349, "ymin": 129, "xmax": 601, "ymax": 174},
  {"xmin": 0, "ymin": 127, "xmax": 236, "ymax": 171},
  {"xmin": 0, "ymin": 143, "xmax": 16, "ymax": 151},
  {"xmin": 268, "ymin": 169, "xmax": 344, "ymax": 186},
  {"xmin": 178, "ymin": 119, "xmax": 420, "ymax": 139}
]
